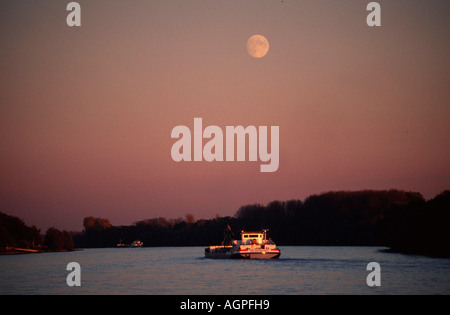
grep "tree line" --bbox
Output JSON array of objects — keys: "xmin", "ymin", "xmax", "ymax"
[
  {"xmin": 1, "ymin": 189, "xmax": 449, "ymax": 257},
  {"xmin": 74, "ymin": 189, "xmax": 449, "ymax": 257},
  {"xmin": 0, "ymin": 212, "xmax": 74, "ymax": 252}
]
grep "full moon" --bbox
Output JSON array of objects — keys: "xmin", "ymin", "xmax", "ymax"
[{"xmin": 247, "ymin": 35, "xmax": 270, "ymax": 58}]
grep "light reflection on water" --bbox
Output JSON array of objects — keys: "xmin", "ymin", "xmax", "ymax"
[{"xmin": 0, "ymin": 246, "xmax": 449, "ymax": 294}]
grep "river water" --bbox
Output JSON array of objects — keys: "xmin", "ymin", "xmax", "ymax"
[{"xmin": 0, "ymin": 246, "xmax": 449, "ymax": 295}]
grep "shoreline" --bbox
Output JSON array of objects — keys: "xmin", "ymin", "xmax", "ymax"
[{"xmin": 0, "ymin": 248, "xmax": 81, "ymax": 255}]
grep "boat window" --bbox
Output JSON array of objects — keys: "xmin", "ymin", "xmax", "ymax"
[{"xmin": 249, "ymin": 234, "xmax": 259, "ymax": 238}]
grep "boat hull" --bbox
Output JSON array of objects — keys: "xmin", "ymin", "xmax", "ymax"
[
  {"xmin": 205, "ymin": 246, "xmax": 233, "ymax": 259},
  {"xmin": 205, "ymin": 248, "xmax": 280, "ymax": 259},
  {"xmin": 205, "ymin": 251, "xmax": 232, "ymax": 259},
  {"xmin": 231, "ymin": 250, "xmax": 280, "ymax": 259}
]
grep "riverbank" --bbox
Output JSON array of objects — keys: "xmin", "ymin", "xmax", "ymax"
[
  {"xmin": 0, "ymin": 247, "xmax": 80, "ymax": 255},
  {"xmin": 0, "ymin": 248, "xmax": 42, "ymax": 255}
]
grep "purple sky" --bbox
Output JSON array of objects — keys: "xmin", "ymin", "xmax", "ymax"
[{"xmin": 1, "ymin": 0, "xmax": 449, "ymax": 231}]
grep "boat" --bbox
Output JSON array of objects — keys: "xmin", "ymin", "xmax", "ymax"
[
  {"xmin": 205, "ymin": 228, "xmax": 280, "ymax": 259},
  {"xmin": 131, "ymin": 240, "xmax": 143, "ymax": 247}
]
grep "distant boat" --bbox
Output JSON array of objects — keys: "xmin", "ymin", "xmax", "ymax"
[
  {"xmin": 205, "ymin": 228, "xmax": 280, "ymax": 259},
  {"xmin": 131, "ymin": 240, "xmax": 143, "ymax": 247},
  {"xmin": 116, "ymin": 239, "xmax": 126, "ymax": 247}
]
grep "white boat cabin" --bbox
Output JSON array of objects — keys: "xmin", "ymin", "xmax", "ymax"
[
  {"xmin": 240, "ymin": 231, "xmax": 265, "ymax": 244},
  {"xmin": 233, "ymin": 230, "xmax": 276, "ymax": 248}
]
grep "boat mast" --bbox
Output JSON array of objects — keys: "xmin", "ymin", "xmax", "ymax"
[{"xmin": 222, "ymin": 225, "xmax": 234, "ymax": 246}]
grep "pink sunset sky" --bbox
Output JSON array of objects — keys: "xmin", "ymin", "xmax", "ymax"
[{"xmin": 1, "ymin": 0, "xmax": 449, "ymax": 231}]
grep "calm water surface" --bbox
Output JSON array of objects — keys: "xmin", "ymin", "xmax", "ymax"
[{"xmin": 0, "ymin": 246, "xmax": 449, "ymax": 294}]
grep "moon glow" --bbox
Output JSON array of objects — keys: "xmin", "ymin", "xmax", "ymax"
[{"xmin": 247, "ymin": 35, "xmax": 270, "ymax": 58}]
